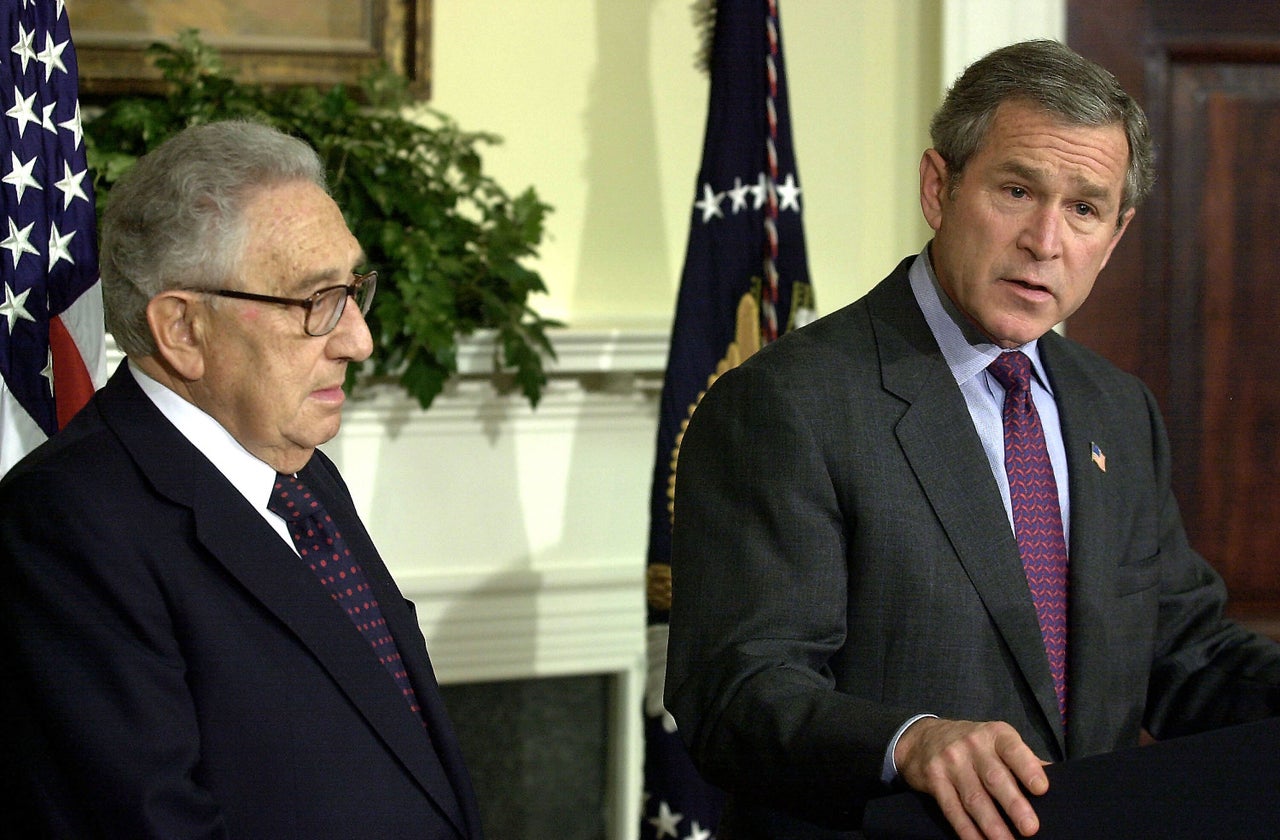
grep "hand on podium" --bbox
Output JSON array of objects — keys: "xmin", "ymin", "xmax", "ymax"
[
  {"xmin": 895, "ymin": 717, "xmax": 1051, "ymax": 840},
  {"xmin": 868, "ymin": 717, "xmax": 1280, "ymax": 840}
]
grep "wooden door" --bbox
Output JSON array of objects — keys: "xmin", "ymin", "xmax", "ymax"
[{"xmin": 1068, "ymin": 0, "xmax": 1280, "ymax": 637}]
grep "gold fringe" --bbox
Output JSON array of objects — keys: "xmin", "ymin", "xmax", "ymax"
[
  {"xmin": 692, "ymin": 0, "xmax": 716, "ymax": 73},
  {"xmin": 647, "ymin": 563, "xmax": 673, "ymax": 611}
]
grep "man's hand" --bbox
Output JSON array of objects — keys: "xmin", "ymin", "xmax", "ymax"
[{"xmin": 894, "ymin": 717, "xmax": 1050, "ymax": 840}]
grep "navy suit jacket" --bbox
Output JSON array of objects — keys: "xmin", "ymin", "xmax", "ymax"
[
  {"xmin": 0, "ymin": 365, "xmax": 483, "ymax": 838},
  {"xmin": 665, "ymin": 258, "xmax": 1280, "ymax": 837}
]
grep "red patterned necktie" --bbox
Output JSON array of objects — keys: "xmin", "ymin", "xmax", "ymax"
[
  {"xmin": 269, "ymin": 473, "xmax": 424, "ymax": 722},
  {"xmin": 988, "ymin": 351, "xmax": 1068, "ymax": 724}
]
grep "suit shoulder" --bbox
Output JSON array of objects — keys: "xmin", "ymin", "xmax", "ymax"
[
  {"xmin": 1045, "ymin": 331, "xmax": 1153, "ymax": 393},
  {"xmin": 0, "ymin": 402, "xmax": 123, "ymax": 496},
  {"xmin": 740, "ymin": 298, "xmax": 875, "ymax": 377}
]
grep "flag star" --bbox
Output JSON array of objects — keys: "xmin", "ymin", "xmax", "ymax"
[
  {"xmin": 693, "ymin": 183, "xmax": 724, "ymax": 223},
  {"xmin": 58, "ymin": 100, "xmax": 82, "ymax": 149},
  {"xmin": 4, "ymin": 152, "xmax": 43, "ymax": 203},
  {"xmin": 48, "ymin": 221, "xmax": 76, "ymax": 270},
  {"xmin": 0, "ymin": 283, "xmax": 35, "ymax": 333},
  {"xmin": 750, "ymin": 172, "xmax": 768, "ymax": 210},
  {"xmin": 40, "ymin": 101, "xmax": 57, "ymax": 133},
  {"xmin": 10, "ymin": 22, "xmax": 37, "ymax": 73},
  {"xmin": 6, "ymin": 86, "xmax": 40, "ymax": 139},
  {"xmin": 42, "ymin": 347, "xmax": 54, "ymax": 391},
  {"xmin": 55, "ymin": 0, "xmax": 67, "ymax": 19},
  {"xmin": 727, "ymin": 176, "xmax": 751, "ymax": 213},
  {"xmin": 684, "ymin": 822, "xmax": 712, "ymax": 840},
  {"xmin": 54, "ymin": 161, "xmax": 88, "ymax": 209},
  {"xmin": 647, "ymin": 801, "xmax": 683, "ymax": 839},
  {"xmin": 776, "ymin": 172, "xmax": 802, "ymax": 212},
  {"xmin": 2, "ymin": 217, "xmax": 40, "ymax": 267},
  {"xmin": 37, "ymin": 34, "xmax": 69, "ymax": 82}
]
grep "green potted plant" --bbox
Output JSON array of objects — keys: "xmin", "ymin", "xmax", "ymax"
[{"xmin": 85, "ymin": 30, "xmax": 559, "ymax": 409}]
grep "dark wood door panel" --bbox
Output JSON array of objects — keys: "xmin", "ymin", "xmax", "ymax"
[
  {"xmin": 1187, "ymin": 77, "xmax": 1280, "ymax": 608},
  {"xmin": 1069, "ymin": 2, "xmax": 1280, "ymax": 636}
]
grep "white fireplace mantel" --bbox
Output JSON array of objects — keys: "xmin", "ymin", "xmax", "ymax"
[
  {"xmin": 324, "ymin": 328, "xmax": 667, "ymax": 686},
  {"xmin": 321, "ymin": 327, "xmax": 667, "ymax": 839}
]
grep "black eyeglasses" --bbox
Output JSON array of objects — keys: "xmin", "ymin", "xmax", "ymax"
[{"xmin": 207, "ymin": 271, "xmax": 377, "ymax": 337}]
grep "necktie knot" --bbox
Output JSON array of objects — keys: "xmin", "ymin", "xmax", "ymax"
[
  {"xmin": 268, "ymin": 472, "xmax": 324, "ymax": 524},
  {"xmin": 988, "ymin": 350, "xmax": 1033, "ymax": 395}
]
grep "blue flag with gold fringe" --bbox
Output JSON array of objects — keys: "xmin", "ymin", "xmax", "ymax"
[{"xmin": 642, "ymin": 1, "xmax": 814, "ymax": 837}]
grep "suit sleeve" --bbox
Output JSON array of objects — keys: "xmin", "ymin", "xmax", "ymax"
[
  {"xmin": 1137, "ymin": 384, "xmax": 1280, "ymax": 735},
  {"xmin": 0, "ymin": 464, "xmax": 229, "ymax": 839},
  {"xmin": 664, "ymin": 358, "xmax": 912, "ymax": 829}
]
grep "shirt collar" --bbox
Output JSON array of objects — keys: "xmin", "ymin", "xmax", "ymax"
[
  {"xmin": 128, "ymin": 360, "xmax": 281, "ymax": 512},
  {"xmin": 908, "ymin": 245, "xmax": 1054, "ymax": 394}
]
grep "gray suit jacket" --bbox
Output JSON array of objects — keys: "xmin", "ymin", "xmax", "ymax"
[
  {"xmin": 0, "ymin": 365, "xmax": 483, "ymax": 838},
  {"xmin": 665, "ymin": 257, "xmax": 1280, "ymax": 836}
]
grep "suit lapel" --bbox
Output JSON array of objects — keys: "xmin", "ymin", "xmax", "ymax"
[
  {"xmin": 98, "ymin": 368, "xmax": 470, "ymax": 837},
  {"xmin": 867, "ymin": 270, "xmax": 1067, "ymax": 751},
  {"xmin": 1038, "ymin": 335, "xmax": 1132, "ymax": 757},
  {"xmin": 300, "ymin": 459, "xmax": 476, "ymax": 837}
]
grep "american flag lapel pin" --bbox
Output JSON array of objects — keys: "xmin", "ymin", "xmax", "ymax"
[{"xmin": 1091, "ymin": 442, "xmax": 1107, "ymax": 472}]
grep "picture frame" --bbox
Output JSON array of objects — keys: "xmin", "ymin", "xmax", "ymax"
[{"xmin": 71, "ymin": 0, "xmax": 431, "ymax": 98}]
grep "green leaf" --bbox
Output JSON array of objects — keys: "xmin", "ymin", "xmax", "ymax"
[{"xmin": 85, "ymin": 30, "xmax": 556, "ymax": 410}]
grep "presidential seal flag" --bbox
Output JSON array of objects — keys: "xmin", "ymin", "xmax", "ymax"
[
  {"xmin": 0, "ymin": 0, "xmax": 104, "ymax": 477},
  {"xmin": 642, "ymin": 1, "xmax": 813, "ymax": 837}
]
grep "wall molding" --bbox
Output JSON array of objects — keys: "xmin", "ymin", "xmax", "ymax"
[{"xmin": 941, "ymin": 0, "xmax": 1066, "ymax": 92}]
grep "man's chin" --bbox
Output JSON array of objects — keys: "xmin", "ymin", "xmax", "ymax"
[{"xmin": 984, "ymin": 312, "xmax": 1059, "ymax": 348}]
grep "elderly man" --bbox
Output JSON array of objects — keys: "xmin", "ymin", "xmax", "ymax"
[
  {"xmin": 666, "ymin": 39, "xmax": 1280, "ymax": 840},
  {"xmin": 0, "ymin": 121, "xmax": 483, "ymax": 838}
]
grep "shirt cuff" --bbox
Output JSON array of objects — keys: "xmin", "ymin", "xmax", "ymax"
[{"xmin": 882, "ymin": 713, "xmax": 938, "ymax": 785}]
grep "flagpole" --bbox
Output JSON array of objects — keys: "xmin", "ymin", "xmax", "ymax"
[{"xmin": 642, "ymin": 2, "xmax": 814, "ymax": 837}]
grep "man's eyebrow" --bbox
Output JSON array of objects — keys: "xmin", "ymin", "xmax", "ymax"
[
  {"xmin": 998, "ymin": 160, "xmax": 1116, "ymax": 203},
  {"xmin": 287, "ymin": 258, "xmax": 368, "ymax": 294},
  {"xmin": 996, "ymin": 160, "xmax": 1043, "ymax": 183},
  {"xmin": 284, "ymin": 271, "xmax": 340, "ymax": 295}
]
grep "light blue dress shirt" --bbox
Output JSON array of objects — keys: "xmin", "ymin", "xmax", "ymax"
[{"xmin": 882, "ymin": 249, "xmax": 1072, "ymax": 783}]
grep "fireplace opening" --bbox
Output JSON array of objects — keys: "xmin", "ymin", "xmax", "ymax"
[{"xmin": 441, "ymin": 674, "xmax": 610, "ymax": 839}]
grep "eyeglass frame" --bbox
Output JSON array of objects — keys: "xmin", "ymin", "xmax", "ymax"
[{"xmin": 204, "ymin": 270, "xmax": 377, "ymax": 337}]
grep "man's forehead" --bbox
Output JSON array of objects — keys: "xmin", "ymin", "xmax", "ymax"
[
  {"xmin": 981, "ymin": 109, "xmax": 1128, "ymax": 191},
  {"xmin": 242, "ymin": 182, "xmax": 361, "ymax": 290}
]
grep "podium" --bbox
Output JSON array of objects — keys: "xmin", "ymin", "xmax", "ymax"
[{"xmin": 862, "ymin": 717, "xmax": 1280, "ymax": 839}]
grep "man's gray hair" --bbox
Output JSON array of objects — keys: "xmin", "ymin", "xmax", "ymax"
[
  {"xmin": 100, "ymin": 121, "xmax": 328, "ymax": 356},
  {"xmin": 929, "ymin": 39, "xmax": 1154, "ymax": 222}
]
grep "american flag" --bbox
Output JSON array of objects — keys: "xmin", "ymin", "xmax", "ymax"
[
  {"xmin": 0, "ymin": 0, "xmax": 104, "ymax": 476},
  {"xmin": 642, "ymin": 1, "xmax": 814, "ymax": 837}
]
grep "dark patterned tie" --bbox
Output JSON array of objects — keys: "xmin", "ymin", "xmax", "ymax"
[
  {"xmin": 268, "ymin": 472, "xmax": 424, "ymax": 722},
  {"xmin": 988, "ymin": 351, "xmax": 1068, "ymax": 723}
]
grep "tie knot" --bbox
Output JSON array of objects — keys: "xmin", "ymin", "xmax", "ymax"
[
  {"xmin": 988, "ymin": 350, "xmax": 1033, "ymax": 395},
  {"xmin": 268, "ymin": 472, "xmax": 324, "ymax": 522}
]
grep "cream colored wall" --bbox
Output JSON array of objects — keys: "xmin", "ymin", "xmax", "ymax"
[{"xmin": 430, "ymin": 0, "xmax": 942, "ymax": 330}]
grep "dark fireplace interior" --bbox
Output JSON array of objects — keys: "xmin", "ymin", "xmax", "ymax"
[{"xmin": 441, "ymin": 674, "xmax": 610, "ymax": 839}]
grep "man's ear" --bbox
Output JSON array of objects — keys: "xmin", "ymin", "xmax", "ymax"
[
  {"xmin": 146, "ymin": 291, "xmax": 206, "ymax": 381},
  {"xmin": 1098, "ymin": 207, "xmax": 1136, "ymax": 273},
  {"xmin": 919, "ymin": 148, "xmax": 950, "ymax": 233}
]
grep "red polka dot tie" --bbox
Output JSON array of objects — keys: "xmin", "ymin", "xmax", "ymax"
[
  {"xmin": 988, "ymin": 351, "xmax": 1069, "ymax": 724},
  {"xmin": 269, "ymin": 473, "xmax": 424, "ymax": 722}
]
